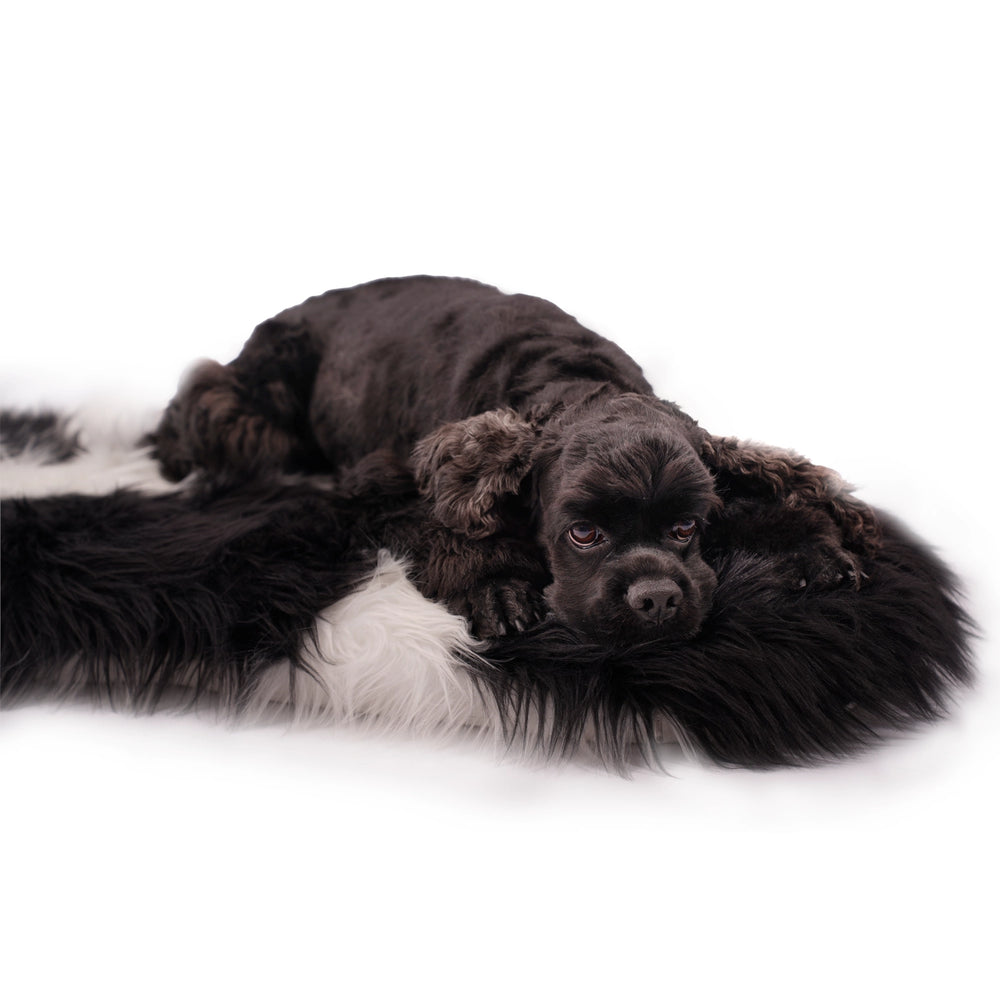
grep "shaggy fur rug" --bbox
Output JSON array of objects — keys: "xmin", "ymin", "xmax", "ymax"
[{"xmin": 1, "ymin": 406, "xmax": 974, "ymax": 770}]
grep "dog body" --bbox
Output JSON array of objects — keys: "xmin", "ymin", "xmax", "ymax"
[
  {"xmin": 158, "ymin": 276, "xmax": 661, "ymax": 468},
  {"xmin": 305, "ymin": 276, "xmax": 654, "ymax": 461},
  {"xmin": 154, "ymin": 276, "xmax": 875, "ymax": 642}
]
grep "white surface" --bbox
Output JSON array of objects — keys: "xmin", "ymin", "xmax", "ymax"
[{"xmin": 2, "ymin": 3, "xmax": 997, "ymax": 998}]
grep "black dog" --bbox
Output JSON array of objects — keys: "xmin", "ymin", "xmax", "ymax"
[{"xmin": 153, "ymin": 276, "xmax": 878, "ymax": 641}]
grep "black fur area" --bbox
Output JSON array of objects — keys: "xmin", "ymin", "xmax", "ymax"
[
  {"xmin": 0, "ymin": 484, "xmax": 380, "ymax": 710},
  {"xmin": 478, "ymin": 517, "xmax": 974, "ymax": 769},
  {"xmin": 1, "ymin": 480, "xmax": 974, "ymax": 769},
  {"xmin": 0, "ymin": 409, "xmax": 81, "ymax": 463}
]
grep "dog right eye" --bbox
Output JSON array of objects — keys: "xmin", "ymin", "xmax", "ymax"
[{"xmin": 567, "ymin": 523, "xmax": 605, "ymax": 548}]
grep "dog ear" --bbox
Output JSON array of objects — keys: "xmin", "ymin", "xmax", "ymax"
[
  {"xmin": 699, "ymin": 434, "xmax": 881, "ymax": 554},
  {"xmin": 412, "ymin": 409, "xmax": 541, "ymax": 539}
]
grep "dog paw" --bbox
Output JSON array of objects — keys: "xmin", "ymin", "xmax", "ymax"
[
  {"xmin": 824, "ymin": 492, "xmax": 882, "ymax": 557},
  {"xmin": 458, "ymin": 579, "xmax": 548, "ymax": 638},
  {"xmin": 780, "ymin": 544, "xmax": 867, "ymax": 592}
]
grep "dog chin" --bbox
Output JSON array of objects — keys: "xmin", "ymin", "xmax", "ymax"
[
  {"xmin": 544, "ymin": 589, "xmax": 712, "ymax": 646},
  {"xmin": 607, "ymin": 610, "xmax": 710, "ymax": 646}
]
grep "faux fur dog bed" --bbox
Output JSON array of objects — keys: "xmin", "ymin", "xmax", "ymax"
[{"xmin": 0, "ymin": 406, "xmax": 974, "ymax": 769}]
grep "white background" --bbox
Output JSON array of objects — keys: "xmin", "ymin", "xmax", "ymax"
[{"xmin": 2, "ymin": 2, "xmax": 998, "ymax": 997}]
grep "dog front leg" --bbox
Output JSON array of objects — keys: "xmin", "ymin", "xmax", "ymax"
[
  {"xmin": 417, "ymin": 525, "xmax": 551, "ymax": 638},
  {"xmin": 409, "ymin": 409, "xmax": 550, "ymax": 636},
  {"xmin": 699, "ymin": 435, "xmax": 881, "ymax": 589}
]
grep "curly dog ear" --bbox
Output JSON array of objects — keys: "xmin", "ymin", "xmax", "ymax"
[
  {"xmin": 412, "ymin": 409, "xmax": 541, "ymax": 539},
  {"xmin": 699, "ymin": 435, "xmax": 881, "ymax": 554}
]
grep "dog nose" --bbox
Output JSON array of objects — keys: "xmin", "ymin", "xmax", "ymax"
[{"xmin": 626, "ymin": 579, "xmax": 682, "ymax": 625}]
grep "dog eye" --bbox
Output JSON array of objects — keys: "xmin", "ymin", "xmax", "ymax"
[
  {"xmin": 668, "ymin": 519, "xmax": 698, "ymax": 542},
  {"xmin": 567, "ymin": 523, "xmax": 604, "ymax": 548}
]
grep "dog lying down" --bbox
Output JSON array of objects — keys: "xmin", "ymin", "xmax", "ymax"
[
  {"xmin": 0, "ymin": 278, "xmax": 974, "ymax": 768},
  {"xmin": 153, "ymin": 275, "xmax": 880, "ymax": 644}
]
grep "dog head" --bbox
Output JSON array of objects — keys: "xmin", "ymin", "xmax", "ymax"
[{"xmin": 413, "ymin": 394, "xmax": 719, "ymax": 643}]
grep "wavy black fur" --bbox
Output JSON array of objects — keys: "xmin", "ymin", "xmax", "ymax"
[
  {"xmin": 479, "ymin": 518, "xmax": 974, "ymax": 768},
  {"xmin": 1, "ymin": 478, "xmax": 973, "ymax": 768},
  {"xmin": 1, "ymin": 484, "xmax": 379, "ymax": 710}
]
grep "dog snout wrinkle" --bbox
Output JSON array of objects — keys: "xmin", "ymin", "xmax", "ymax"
[{"xmin": 626, "ymin": 578, "xmax": 682, "ymax": 625}]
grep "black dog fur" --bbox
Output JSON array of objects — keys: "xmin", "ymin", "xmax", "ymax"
[{"xmin": 153, "ymin": 276, "xmax": 878, "ymax": 642}]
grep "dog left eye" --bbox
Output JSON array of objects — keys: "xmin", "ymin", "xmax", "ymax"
[
  {"xmin": 567, "ymin": 523, "xmax": 605, "ymax": 548},
  {"xmin": 668, "ymin": 519, "xmax": 698, "ymax": 542}
]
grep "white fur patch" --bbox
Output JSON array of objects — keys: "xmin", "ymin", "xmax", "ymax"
[
  {"xmin": 248, "ymin": 552, "xmax": 496, "ymax": 739},
  {"xmin": 0, "ymin": 402, "xmax": 175, "ymax": 498}
]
